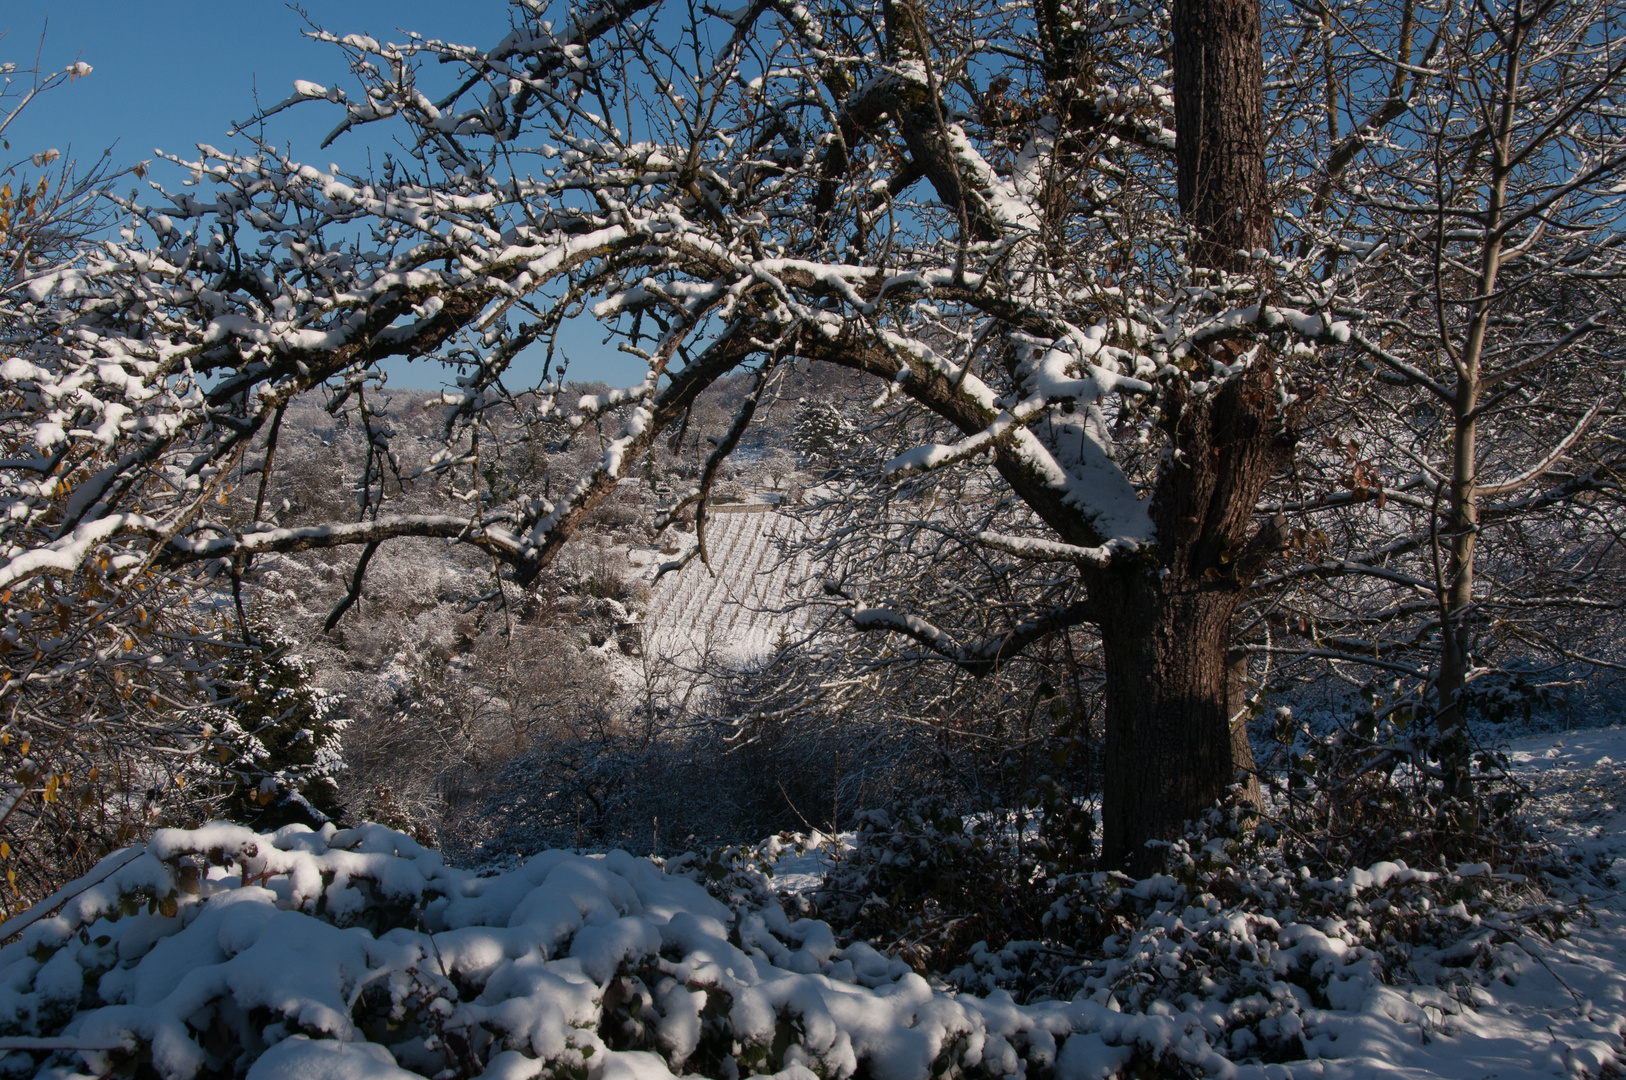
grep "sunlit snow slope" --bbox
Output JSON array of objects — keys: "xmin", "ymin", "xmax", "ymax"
[{"xmin": 639, "ymin": 506, "xmax": 816, "ymax": 665}]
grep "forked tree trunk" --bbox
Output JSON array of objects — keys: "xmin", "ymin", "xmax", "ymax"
[
  {"xmin": 1091, "ymin": 374, "xmax": 1290, "ymax": 873},
  {"xmin": 1085, "ymin": 0, "xmax": 1279, "ymax": 874}
]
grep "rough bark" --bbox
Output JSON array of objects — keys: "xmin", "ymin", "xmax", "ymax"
[
  {"xmin": 1171, "ymin": 0, "xmax": 1273, "ymax": 273},
  {"xmin": 1093, "ymin": 372, "xmax": 1291, "ymax": 872},
  {"xmin": 1096, "ymin": 578, "xmax": 1241, "ymax": 873},
  {"xmin": 1083, "ymin": 0, "xmax": 1281, "ymax": 872}
]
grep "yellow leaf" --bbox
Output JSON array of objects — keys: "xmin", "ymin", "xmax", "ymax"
[{"xmin": 1, "ymin": 841, "xmax": 10, "ymax": 859}]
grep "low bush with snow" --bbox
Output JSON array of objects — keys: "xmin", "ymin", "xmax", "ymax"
[
  {"xmin": 819, "ymin": 801, "xmax": 1559, "ymax": 1010},
  {"xmin": 0, "ymin": 816, "xmax": 1618, "ymax": 1080}
]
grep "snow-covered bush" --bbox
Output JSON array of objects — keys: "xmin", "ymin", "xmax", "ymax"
[
  {"xmin": 0, "ymin": 823, "xmax": 1502, "ymax": 1079},
  {"xmin": 0, "ymin": 822, "xmax": 1273, "ymax": 1080},
  {"xmin": 815, "ymin": 797, "xmax": 1559, "ymax": 1065},
  {"xmin": 0, "ymin": 819, "xmax": 1582, "ymax": 1080},
  {"xmin": 1255, "ymin": 705, "xmax": 1537, "ymax": 874},
  {"xmin": 0, "ymin": 595, "xmax": 353, "ymax": 913},
  {"xmin": 812, "ymin": 797, "xmax": 1087, "ymax": 977}
]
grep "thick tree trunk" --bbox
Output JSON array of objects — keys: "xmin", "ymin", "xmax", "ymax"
[
  {"xmin": 1172, "ymin": 0, "xmax": 1273, "ymax": 274},
  {"xmin": 1097, "ymin": 579, "xmax": 1241, "ymax": 874},
  {"xmin": 1092, "ymin": 375, "xmax": 1292, "ymax": 873},
  {"xmin": 1086, "ymin": 0, "xmax": 1280, "ymax": 873}
]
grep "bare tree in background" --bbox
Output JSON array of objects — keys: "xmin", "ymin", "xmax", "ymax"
[{"xmin": 1241, "ymin": 0, "xmax": 1626, "ymax": 805}]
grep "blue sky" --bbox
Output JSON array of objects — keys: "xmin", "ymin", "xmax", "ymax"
[{"xmin": 3, "ymin": 2, "xmax": 647, "ymax": 390}]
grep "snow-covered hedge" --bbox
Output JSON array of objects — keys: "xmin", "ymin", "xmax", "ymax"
[{"xmin": 0, "ymin": 822, "xmax": 1601, "ymax": 1080}]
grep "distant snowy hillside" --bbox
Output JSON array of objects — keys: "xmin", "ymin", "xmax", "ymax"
[{"xmin": 636, "ymin": 505, "xmax": 817, "ymax": 666}]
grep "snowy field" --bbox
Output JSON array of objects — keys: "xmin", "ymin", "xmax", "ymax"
[
  {"xmin": 637, "ymin": 507, "xmax": 817, "ymax": 665},
  {"xmin": 0, "ymin": 725, "xmax": 1622, "ymax": 1080}
]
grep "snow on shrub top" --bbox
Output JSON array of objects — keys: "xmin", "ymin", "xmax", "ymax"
[{"xmin": 0, "ymin": 822, "xmax": 1610, "ymax": 1080}]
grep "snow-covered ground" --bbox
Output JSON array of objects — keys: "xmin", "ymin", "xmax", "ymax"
[
  {"xmin": 1238, "ymin": 724, "xmax": 1626, "ymax": 1079},
  {"xmin": 1506, "ymin": 724, "xmax": 1626, "ymax": 879},
  {"xmin": 2, "ymin": 727, "xmax": 1623, "ymax": 1080},
  {"xmin": 759, "ymin": 729, "xmax": 1626, "ymax": 1079}
]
